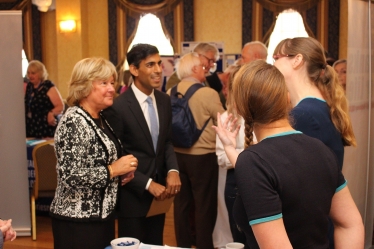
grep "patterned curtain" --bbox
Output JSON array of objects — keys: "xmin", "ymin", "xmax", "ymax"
[
  {"xmin": 183, "ymin": 0, "xmax": 193, "ymax": 42},
  {"xmin": 108, "ymin": 0, "xmax": 118, "ymax": 66},
  {"xmin": 327, "ymin": 0, "xmax": 340, "ymax": 60},
  {"xmin": 242, "ymin": 0, "xmax": 253, "ymax": 46},
  {"xmin": 30, "ymin": 4, "xmax": 41, "ymax": 61},
  {"xmin": 262, "ymin": 8, "xmax": 274, "ymax": 45}
]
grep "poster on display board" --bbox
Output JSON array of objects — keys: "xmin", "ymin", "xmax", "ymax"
[
  {"xmin": 224, "ymin": 54, "xmax": 241, "ymax": 68},
  {"xmin": 180, "ymin": 41, "xmax": 225, "ymax": 72}
]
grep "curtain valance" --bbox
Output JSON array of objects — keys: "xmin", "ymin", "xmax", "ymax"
[
  {"xmin": 253, "ymin": 0, "xmax": 320, "ymax": 13},
  {"xmin": 113, "ymin": 0, "xmax": 182, "ymax": 17}
]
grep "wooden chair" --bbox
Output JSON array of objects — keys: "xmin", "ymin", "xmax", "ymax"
[{"xmin": 31, "ymin": 140, "xmax": 57, "ymax": 240}]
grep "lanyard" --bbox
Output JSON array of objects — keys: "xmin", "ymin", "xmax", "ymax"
[{"xmin": 26, "ymin": 81, "xmax": 44, "ymax": 113}]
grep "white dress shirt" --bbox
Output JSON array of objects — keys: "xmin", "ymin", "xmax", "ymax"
[{"xmin": 131, "ymin": 84, "xmax": 178, "ymax": 190}]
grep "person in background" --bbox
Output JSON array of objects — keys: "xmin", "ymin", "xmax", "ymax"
[
  {"xmin": 0, "ymin": 218, "xmax": 16, "ymax": 249},
  {"xmin": 219, "ymin": 64, "xmax": 241, "ymax": 100},
  {"xmin": 213, "ymin": 64, "xmax": 247, "ymax": 248},
  {"xmin": 166, "ymin": 43, "xmax": 229, "ymax": 108},
  {"xmin": 49, "ymin": 57, "xmax": 138, "ymax": 249},
  {"xmin": 25, "ymin": 60, "xmax": 64, "ymax": 138},
  {"xmin": 273, "ymin": 37, "xmax": 356, "ymax": 249},
  {"xmin": 213, "ymin": 41, "xmax": 267, "ymax": 247},
  {"xmin": 115, "ymin": 57, "xmax": 134, "ymax": 95},
  {"xmin": 214, "ymin": 63, "xmax": 252, "ymax": 248},
  {"xmin": 167, "ymin": 52, "xmax": 225, "ymax": 249},
  {"xmin": 240, "ymin": 41, "xmax": 268, "ymax": 64},
  {"xmin": 333, "ymin": 59, "xmax": 347, "ymax": 92},
  {"xmin": 213, "ymin": 60, "xmax": 364, "ymax": 249},
  {"xmin": 166, "ymin": 43, "xmax": 220, "ymax": 92},
  {"xmin": 119, "ymin": 70, "xmax": 134, "ymax": 94},
  {"xmin": 104, "ymin": 44, "xmax": 181, "ymax": 245}
]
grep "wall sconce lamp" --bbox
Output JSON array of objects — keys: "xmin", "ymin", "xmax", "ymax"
[{"xmin": 59, "ymin": 20, "xmax": 77, "ymax": 33}]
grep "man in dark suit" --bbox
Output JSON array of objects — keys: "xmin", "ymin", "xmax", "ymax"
[{"xmin": 104, "ymin": 44, "xmax": 181, "ymax": 245}]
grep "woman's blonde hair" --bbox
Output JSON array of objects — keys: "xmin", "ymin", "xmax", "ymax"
[
  {"xmin": 27, "ymin": 60, "xmax": 48, "ymax": 82},
  {"xmin": 333, "ymin": 59, "xmax": 347, "ymax": 69},
  {"xmin": 233, "ymin": 60, "xmax": 290, "ymax": 147},
  {"xmin": 66, "ymin": 57, "xmax": 117, "ymax": 106},
  {"xmin": 273, "ymin": 37, "xmax": 356, "ymax": 146}
]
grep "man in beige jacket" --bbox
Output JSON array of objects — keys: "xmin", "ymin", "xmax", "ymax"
[{"xmin": 167, "ymin": 52, "xmax": 225, "ymax": 249}]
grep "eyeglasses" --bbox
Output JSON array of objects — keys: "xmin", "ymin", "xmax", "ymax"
[
  {"xmin": 273, "ymin": 54, "xmax": 295, "ymax": 62},
  {"xmin": 199, "ymin": 54, "xmax": 216, "ymax": 66}
]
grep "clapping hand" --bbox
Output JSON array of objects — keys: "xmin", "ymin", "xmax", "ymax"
[{"xmin": 212, "ymin": 112, "xmax": 240, "ymax": 149}]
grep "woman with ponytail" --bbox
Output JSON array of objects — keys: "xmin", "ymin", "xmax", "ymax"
[
  {"xmin": 273, "ymin": 37, "xmax": 355, "ymax": 171},
  {"xmin": 212, "ymin": 60, "xmax": 363, "ymax": 249},
  {"xmin": 273, "ymin": 37, "xmax": 356, "ymax": 248}
]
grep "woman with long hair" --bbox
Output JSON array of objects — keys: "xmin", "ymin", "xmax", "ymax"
[
  {"xmin": 273, "ymin": 37, "xmax": 356, "ymax": 248},
  {"xmin": 272, "ymin": 37, "xmax": 355, "ymax": 171}
]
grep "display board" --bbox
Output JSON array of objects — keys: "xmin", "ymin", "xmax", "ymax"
[{"xmin": 0, "ymin": 11, "xmax": 31, "ymax": 236}]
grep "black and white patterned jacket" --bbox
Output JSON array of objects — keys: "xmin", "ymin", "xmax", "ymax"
[{"xmin": 50, "ymin": 106, "xmax": 119, "ymax": 221}]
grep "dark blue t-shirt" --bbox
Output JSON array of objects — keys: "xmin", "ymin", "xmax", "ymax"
[
  {"xmin": 290, "ymin": 98, "xmax": 344, "ymax": 170},
  {"xmin": 234, "ymin": 132, "xmax": 346, "ymax": 249}
]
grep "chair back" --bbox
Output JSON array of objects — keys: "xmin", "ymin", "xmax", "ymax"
[{"xmin": 32, "ymin": 140, "xmax": 57, "ymax": 200}]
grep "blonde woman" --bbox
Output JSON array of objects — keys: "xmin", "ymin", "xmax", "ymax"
[
  {"xmin": 50, "ymin": 58, "xmax": 138, "ymax": 249},
  {"xmin": 333, "ymin": 59, "xmax": 347, "ymax": 91},
  {"xmin": 25, "ymin": 60, "xmax": 64, "ymax": 137}
]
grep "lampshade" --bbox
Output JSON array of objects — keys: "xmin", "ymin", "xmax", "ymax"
[{"xmin": 32, "ymin": 0, "xmax": 52, "ymax": 12}]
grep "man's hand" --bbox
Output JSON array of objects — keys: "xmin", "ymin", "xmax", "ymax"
[
  {"xmin": 148, "ymin": 181, "xmax": 166, "ymax": 201},
  {"xmin": 165, "ymin": 171, "xmax": 181, "ymax": 198}
]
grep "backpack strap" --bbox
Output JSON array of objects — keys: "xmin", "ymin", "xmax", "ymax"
[
  {"xmin": 171, "ymin": 83, "xmax": 204, "ymax": 99},
  {"xmin": 184, "ymin": 83, "xmax": 204, "ymax": 99}
]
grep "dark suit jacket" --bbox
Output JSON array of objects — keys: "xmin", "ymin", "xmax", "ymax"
[{"xmin": 103, "ymin": 87, "xmax": 178, "ymax": 218}]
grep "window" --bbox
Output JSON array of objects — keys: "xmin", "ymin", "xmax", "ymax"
[
  {"xmin": 22, "ymin": 49, "xmax": 29, "ymax": 77},
  {"xmin": 266, "ymin": 9, "xmax": 309, "ymax": 64},
  {"xmin": 124, "ymin": 13, "xmax": 174, "ymax": 69}
]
